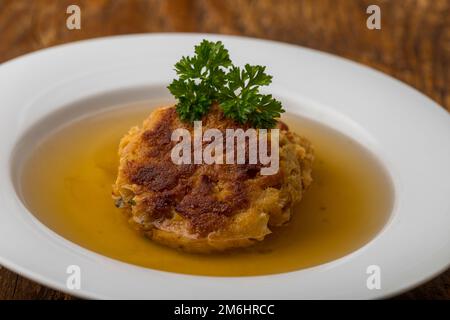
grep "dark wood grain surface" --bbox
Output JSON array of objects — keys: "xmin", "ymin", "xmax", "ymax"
[{"xmin": 0, "ymin": 0, "xmax": 449, "ymax": 300}]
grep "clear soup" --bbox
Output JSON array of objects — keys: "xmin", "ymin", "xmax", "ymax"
[{"xmin": 20, "ymin": 103, "xmax": 394, "ymax": 276}]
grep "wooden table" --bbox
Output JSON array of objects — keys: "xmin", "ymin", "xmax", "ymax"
[{"xmin": 0, "ymin": 0, "xmax": 448, "ymax": 300}]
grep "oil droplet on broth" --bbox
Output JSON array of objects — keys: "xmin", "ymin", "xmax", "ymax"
[{"xmin": 20, "ymin": 103, "xmax": 394, "ymax": 276}]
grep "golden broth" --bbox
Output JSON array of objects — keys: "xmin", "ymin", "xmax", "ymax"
[{"xmin": 20, "ymin": 103, "xmax": 393, "ymax": 276}]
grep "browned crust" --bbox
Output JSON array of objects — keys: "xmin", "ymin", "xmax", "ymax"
[{"xmin": 121, "ymin": 105, "xmax": 286, "ymax": 236}]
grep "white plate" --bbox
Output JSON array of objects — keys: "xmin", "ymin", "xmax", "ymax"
[{"xmin": 0, "ymin": 34, "xmax": 449, "ymax": 300}]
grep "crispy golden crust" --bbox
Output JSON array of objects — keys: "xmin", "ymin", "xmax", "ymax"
[{"xmin": 113, "ymin": 105, "xmax": 314, "ymax": 253}]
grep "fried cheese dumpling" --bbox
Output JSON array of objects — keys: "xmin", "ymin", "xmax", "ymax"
[{"xmin": 112, "ymin": 105, "xmax": 313, "ymax": 253}]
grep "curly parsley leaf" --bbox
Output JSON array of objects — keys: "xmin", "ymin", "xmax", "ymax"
[
  {"xmin": 220, "ymin": 64, "xmax": 283, "ymax": 128},
  {"xmin": 168, "ymin": 40, "xmax": 284, "ymax": 128},
  {"xmin": 168, "ymin": 40, "xmax": 231, "ymax": 121},
  {"xmin": 168, "ymin": 79, "xmax": 212, "ymax": 122}
]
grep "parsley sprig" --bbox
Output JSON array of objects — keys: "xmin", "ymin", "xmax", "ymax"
[{"xmin": 168, "ymin": 40, "xmax": 284, "ymax": 128}]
